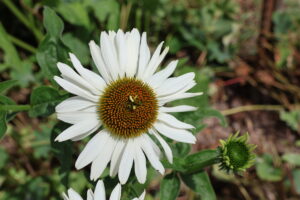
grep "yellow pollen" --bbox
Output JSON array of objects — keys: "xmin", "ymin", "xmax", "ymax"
[{"xmin": 98, "ymin": 78, "xmax": 158, "ymax": 138}]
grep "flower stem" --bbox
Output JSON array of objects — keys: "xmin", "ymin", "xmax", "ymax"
[
  {"xmin": 2, "ymin": 0, "xmax": 43, "ymax": 42},
  {"xmin": 8, "ymin": 34, "xmax": 37, "ymax": 53},
  {"xmin": 0, "ymin": 104, "xmax": 31, "ymax": 112},
  {"xmin": 221, "ymin": 105, "xmax": 284, "ymax": 116}
]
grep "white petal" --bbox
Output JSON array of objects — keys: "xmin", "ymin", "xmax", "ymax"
[
  {"xmin": 150, "ymin": 129, "xmax": 173, "ymax": 163},
  {"xmin": 75, "ymin": 130, "xmax": 109, "ymax": 169},
  {"xmin": 155, "ymin": 72, "xmax": 195, "ymax": 97},
  {"xmin": 67, "ymin": 189, "xmax": 83, "ymax": 200},
  {"xmin": 139, "ymin": 135, "xmax": 165, "ymax": 174},
  {"xmin": 69, "ymin": 53, "xmax": 106, "ymax": 92},
  {"xmin": 57, "ymin": 111, "xmax": 98, "ymax": 124},
  {"xmin": 125, "ymin": 29, "xmax": 140, "ymax": 77},
  {"xmin": 138, "ymin": 190, "xmax": 146, "ymax": 200},
  {"xmin": 159, "ymin": 92, "xmax": 203, "ymax": 105},
  {"xmin": 89, "ymin": 40, "xmax": 112, "ymax": 83},
  {"xmin": 62, "ymin": 193, "xmax": 70, "ymax": 200},
  {"xmin": 146, "ymin": 46, "xmax": 169, "ymax": 77},
  {"xmin": 87, "ymin": 189, "xmax": 94, "ymax": 200},
  {"xmin": 109, "ymin": 184, "xmax": 121, "ymax": 200},
  {"xmin": 142, "ymin": 42, "xmax": 166, "ymax": 79},
  {"xmin": 118, "ymin": 139, "xmax": 134, "ymax": 184},
  {"xmin": 70, "ymin": 124, "xmax": 100, "ymax": 141},
  {"xmin": 137, "ymin": 32, "xmax": 150, "ymax": 78},
  {"xmin": 56, "ymin": 96, "xmax": 96, "ymax": 113},
  {"xmin": 158, "ymin": 113, "xmax": 194, "ymax": 129},
  {"xmin": 134, "ymin": 142, "xmax": 147, "ymax": 183},
  {"xmin": 154, "ymin": 121, "xmax": 196, "ymax": 144},
  {"xmin": 159, "ymin": 105, "xmax": 198, "ymax": 113},
  {"xmin": 94, "ymin": 180, "xmax": 106, "ymax": 200},
  {"xmin": 115, "ymin": 30, "xmax": 126, "ymax": 78},
  {"xmin": 146, "ymin": 60, "xmax": 178, "ymax": 89},
  {"xmin": 100, "ymin": 32, "xmax": 119, "ymax": 81},
  {"xmin": 90, "ymin": 136, "xmax": 117, "ymax": 180},
  {"xmin": 57, "ymin": 62, "xmax": 99, "ymax": 95},
  {"xmin": 110, "ymin": 139, "xmax": 126, "ymax": 177},
  {"xmin": 54, "ymin": 76, "xmax": 99, "ymax": 102},
  {"xmin": 55, "ymin": 118, "xmax": 99, "ymax": 142}
]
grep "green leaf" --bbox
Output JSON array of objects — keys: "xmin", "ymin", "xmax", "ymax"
[
  {"xmin": 256, "ymin": 154, "xmax": 283, "ymax": 182},
  {"xmin": 0, "ymin": 147, "xmax": 8, "ymax": 169},
  {"xmin": 62, "ymin": 33, "xmax": 89, "ymax": 65},
  {"xmin": 181, "ymin": 171, "xmax": 216, "ymax": 200},
  {"xmin": 0, "ymin": 23, "xmax": 21, "ymax": 71},
  {"xmin": 57, "ymin": 2, "xmax": 90, "ymax": 28},
  {"xmin": 43, "ymin": 7, "xmax": 64, "ymax": 38},
  {"xmin": 29, "ymin": 86, "xmax": 68, "ymax": 117},
  {"xmin": 51, "ymin": 122, "xmax": 73, "ymax": 187},
  {"xmin": 0, "ymin": 111, "xmax": 7, "ymax": 139},
  {"xmin": 282, "ymin": 153, "xmax": 300, "ymax": 166},
  {"xmin": 36, "ymin": 36, "xmax": 69, "ymax": 80},
  {"xmin": 293, "ymin": 169, "xmax": 300, "ymax": 194},
  {"xmin": 183, "ymin": 150, "xmax": 218, "ymax": 174},
  {"xmin": 90, "ymin": 0, "xmax": 120, "ymax": 30},
  {"xmin": 0, "ymin": 80, "xmax": 18, "ymax": 94},
  {"xmin": 0, "ymin": 95, "xmax": 16, "ymax": 139},
  {"xmin": 160, "ymin": 173, "xmax": 180, "ymax": 200},
  {"xmin": 280, "ymin": 110, "xmax": 300, "ymax": 131}
]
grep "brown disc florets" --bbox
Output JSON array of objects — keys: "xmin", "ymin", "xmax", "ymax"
[{"xmin": 98, "ymin": 78, "xmax": 158, "ymax": 138}]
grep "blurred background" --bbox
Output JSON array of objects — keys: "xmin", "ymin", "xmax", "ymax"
[{"xmin": 0, "ymin": 0, "xmax": 300, "ymax": 199}]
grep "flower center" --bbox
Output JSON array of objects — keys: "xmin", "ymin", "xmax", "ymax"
[{"xmin": 98, "ymin": 78, "xmax": 158, "ymax": 138}]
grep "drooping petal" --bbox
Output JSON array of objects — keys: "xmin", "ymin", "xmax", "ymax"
[
  {"xmin": 146, "ymin": 60, "xmax": 178, "ymax": 89},
  {"xmin": 134, "ymin": 141, "xmax": 147, "ymax": 183},
  {"xmin": 89, "ymin": 40, "xmax": 112, "ymax": 83},
  {"xmin": 159, "ymin": 105, "xmax": 198, "ymax": 113},
  {"xmin": 125, "ymin": 29, "xmax": 140, "ymax": 77},
  {"xmin": 157, "ymin": 113, "xmax": 194, "ymax": 129},
  {"xmin": 94, "ymin": 180, "xmax": 106, "ymax": 200},
  {"xmin": 139, "ymin": 135, "xmax": 165, "ymax": 174},
  {"xmin": 55, "ymin": 119, "xmax": 100, "ymax": 142},
  {"xmin": 75, "ymin": 130, "xmax": 109, "ymax": 169},
  {"xmin": 54, "ymin": 76, "xmax": 99, "ymax": 102},
  {"xmin": 100, "ymin": 32, "xmax": 119, "ymax": 81},
  {"xmin": 109, "ymin": 183, "xmax": 122, "ymax": 200},
  {"xmin": 67, "ymin": 189, "xmax": 83, "ymax": 200},
  {"xmin": 69, "ymin": 53, "xmax": 106, "ymax": 92},
  {"xmin": 136, "ymin": 32, "xmax": 150, "ymax": 78},
  {"xmin": 110, "ymin": 139, "xmax": 126, "ymax": 177},
  {"xmin": 56, "ymin": 96, "xmax": 96, "ymax": 113},
  {"xmin": 118, "ymin": 139, "xmax": 134, "ymax": 184},
  {"xmin": 150, "ymin": 129, "xmax": 173, "ymax": 163},
  {"xmin": 154, "ymin": 121, "xmax": 196, "ymax": 144}
]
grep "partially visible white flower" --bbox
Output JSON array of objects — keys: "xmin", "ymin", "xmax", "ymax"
[{"xmin": 62, "ymin": 180, "xmax": 145, "ymax": 200}]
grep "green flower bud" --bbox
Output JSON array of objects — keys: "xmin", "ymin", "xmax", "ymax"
[{"xmin": 217, "ymin": 132, "xmax": 256, "ymax": 173}]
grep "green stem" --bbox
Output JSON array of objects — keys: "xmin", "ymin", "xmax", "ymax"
[
  {"xmin": 8, "ymin": 34, "xmax": 37, "ymax": 53},
  {"xmin": 221, "ymin": 105, "xmax": 284, "ymax": 116},
  {"xmin": 2, "ymin": 0, "xmax": 43, "ymax": 41},
  {"xmin": 182, "ymin": 149, "xmax": 219, "ymax": 174},
  {"xmin": 0, "ymin": 104, "xmax": 31, "ymax": 112}
]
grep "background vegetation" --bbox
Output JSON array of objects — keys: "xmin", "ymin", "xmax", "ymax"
[{"xmin": 0, "ymin": 0, "xmax": 300, "ymax": 199}]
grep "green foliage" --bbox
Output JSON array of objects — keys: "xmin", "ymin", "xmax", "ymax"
[
  {"xmin": 36, "ymin": 7, "xmax": 69, "ymax": 81},
  {"xmin": 29, "ymin": 86, "xmax": 68, "ymax": 117},
  {"xmin": 181, "ymin": 171, "xmax": 216, "ymax": 200},
  {"xmin": 160, "ymin": 173, "xmax": 180, "ymax": 200},
  {"xmin": 280, "ymin": 110, "xmax": 300, "ymax": 131},
  {"xmin": 0, "ymin": 80, "xmax": 18, "ymax": 94},
  {"xmin": 256, "ymin": 154, "xmax": 283, "ymax": 182},
  {"xmin": 282, "ymin": 153, "xmax": 300, "ymax": 166}
]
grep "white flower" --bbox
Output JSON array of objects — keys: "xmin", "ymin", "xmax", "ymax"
[
  {"xmin": 54, "ymin": 28, "xmax": 202, "ymax": 184},
  {"xmin": 62, "ymin": 180, "xmax": 145, "ymax": 200}
]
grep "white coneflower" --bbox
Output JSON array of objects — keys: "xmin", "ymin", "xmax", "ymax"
[
  {"xmin": 62, "ymin": 180, "xmax": 145, "ymax": 200},
  {"xmin": 54, "ymin": 28, "xmax": 202, "ymax": 184}
]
